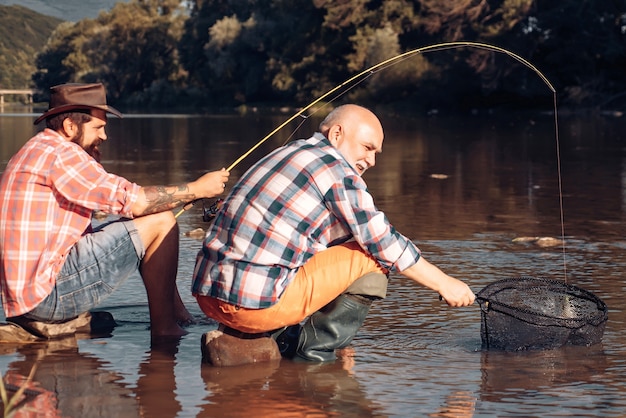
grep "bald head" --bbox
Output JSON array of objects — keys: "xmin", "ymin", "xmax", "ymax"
[
  {"xmin": 319, "ymin": 104, "xmax": 384, "ymax": 175},
  {"xmin": 319, "ymin": 105, "xmax": 382, "ymax": 135}
]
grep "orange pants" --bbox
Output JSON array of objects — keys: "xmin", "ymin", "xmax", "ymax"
[{"xmin": 196, "ymin": 242, "xmax": 386, "ymax": 333}]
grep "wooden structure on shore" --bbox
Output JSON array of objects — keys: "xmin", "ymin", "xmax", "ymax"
[{"xmin": 0, "ymin": 89, "xmax": 35, "ymax": 106}]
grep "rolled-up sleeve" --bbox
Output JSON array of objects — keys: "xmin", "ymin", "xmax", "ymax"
[
  {"xmin": 52, "ymin": 142, "xmax": 140, "ymax": 217},
  {"xmin": 326, "ymin": 173, "xmax": 421, "ymax": 273}
]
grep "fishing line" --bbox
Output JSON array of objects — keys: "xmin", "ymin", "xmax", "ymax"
[
  {"xmin": 280, "ymin": 114, "xmax": 310, "ymax": 147},
  {"xmin": 280, "ymin": 70, "xmax": 377, "ymax": 147},
  {"xmin": 175, "ymin": 40, "xmax": 566, "ymax": 279},
  {"xmin": 552, "ymin": 94, "xmax": 566, "ymax": 280}
]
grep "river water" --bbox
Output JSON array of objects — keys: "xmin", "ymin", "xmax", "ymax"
[{"xmin": 0, "ymin": 108, "xmax": 625, "ymax": 417}]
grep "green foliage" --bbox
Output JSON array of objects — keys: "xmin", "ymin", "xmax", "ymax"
[
  {"xmin": 522, "ymin": 0, "xmax": 626, "ymax": 108},
  {"xmin": 180, "ymin": 0, "xmax": 331, "ymax": 106},
  {"xmin": 33, "ymin": 20, "xmax": 94, "ymax": 90},
  {"xmin": 32, "ymin": 0, "xmax": 189, "ymax": 108},
  {"xmin": 346, "ymin": 25, "xmax": 432, "ymax": 105},
  {"xmin": 0, "ymin": 5, "xmax": 61, "ymax": 95}
]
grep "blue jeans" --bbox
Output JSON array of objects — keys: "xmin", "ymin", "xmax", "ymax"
[{"xmin": 25, "ymin": 219, "xmax": 145, "ymax": 322}]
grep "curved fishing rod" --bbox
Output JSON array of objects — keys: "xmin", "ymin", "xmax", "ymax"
[
  {"xmin": 232, "ymin": 41, "xmax": 554, "ymax": 167},
  {"xmin": 227, "ymin": 41, "xmax": 555, "ymax": 172},
  {"xmin": 175, "ymin": 41, "xmax": 562, "ymax": 246}
]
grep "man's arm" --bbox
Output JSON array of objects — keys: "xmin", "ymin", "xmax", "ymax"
[
  {"xmin": 399, "ymin": 257, "xmax": 475, "ymax": 307},
  {"xmin": 133, "ymin": 185, "xmax": 195, "ymax": 216},
  {"xmin": 131, "ymin": 169, "xmax": 229, "ymax": 217}
]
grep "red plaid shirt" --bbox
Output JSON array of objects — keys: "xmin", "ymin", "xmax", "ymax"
[{"xmin": 0, "ymin": 129, "xmax": 140, "ymax": 317}]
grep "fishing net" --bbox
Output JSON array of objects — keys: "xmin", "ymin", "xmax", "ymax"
[{"xmin": 476, "ymin": 277, "xmax": 608, "ymax": 351}]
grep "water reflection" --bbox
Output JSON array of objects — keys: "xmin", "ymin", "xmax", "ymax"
[
  {"xmin": 478, "ymin": 344, "xmax": 626, "ymax": 415},
  {"xmin": 1, "ymin": 338, "xmax": 138, "ymax": 417},
  {"xmin": 200, "ymin": 356, "xmax": 382, "ymax": 417},
  {"xmin": 480, "ymin": 344, "xmax": 609, "ymax": 397},
  {"xmin": 429, "ymin": 391, "xmax": 477, "ymax": 418},
  {"xmin": 136, "ymin": 339, "xmax": 183, "ymax": 417}
]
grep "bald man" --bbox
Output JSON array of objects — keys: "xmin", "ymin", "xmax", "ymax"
[{"xmin": 193, "ymin": 104, "xmax": 475, "ymax": 365}]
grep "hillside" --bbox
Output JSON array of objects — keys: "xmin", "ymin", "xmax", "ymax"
[
  {"xmin": 0, "ymin": 0, "xmax": 121, "ymax": 22},
  {"xmin": 0, "ymin": 4, "xmax": 62, "ymax": 90}
]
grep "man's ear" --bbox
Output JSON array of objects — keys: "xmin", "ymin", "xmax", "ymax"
[
  {"xmin": 60, "ymin": 117, "xmax": 75, "ymax": 139},
  {"xmin": 327, "ymin": 124, "xmax": 343, "ymax": 144}
]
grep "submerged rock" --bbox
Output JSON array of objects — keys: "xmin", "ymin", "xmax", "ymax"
[
  {"xmin": 512, "ymin": 236, "xmax": 564, "ymax": 247},
  {"xmin": 429, "ymin": 173, "xmax": 449, "ymax": 179},
  {"xmin": 183, "ymin": 227, "xmax": 206, "ymax": 239},
  {"xmin": 0, "ymin": 311, "xmax": 116, "ymax": 342}
]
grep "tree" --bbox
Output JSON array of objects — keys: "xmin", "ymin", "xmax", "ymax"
[
  {"xmin": 33, "ymin": 0, "xmax": 188, "ymax": 108},
  {"xmin": 33, "ymin": 20, "xmax": 96, "ymax": 90},
  {"xmin": 520, "ymin": 0, "xmax": 626, "ymax": 109},
  {"xmin": 90, "ymin": 0, "xmax": 188, "ymax": 103},
  {"xmin": 0, "ymin": 5, "xmax": 61, "ymax": 93},
  {"xmin": 180, "ymin": 0, "xmax": 330, "ymax": 106}
]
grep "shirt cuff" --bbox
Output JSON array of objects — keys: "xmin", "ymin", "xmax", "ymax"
[{"xmin": 393, "ymin": 240, "xmax": 421, "ymax": 272}]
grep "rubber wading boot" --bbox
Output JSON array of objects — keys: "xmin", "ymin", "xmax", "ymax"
[{"xmin": 274, "ymin": 272, "xmax": 388, "ymax": 362}]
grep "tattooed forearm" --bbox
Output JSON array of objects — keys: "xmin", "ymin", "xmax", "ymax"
[{"xmin": 141, "ymin": 185, "xmax": 196, "ymax": 215}]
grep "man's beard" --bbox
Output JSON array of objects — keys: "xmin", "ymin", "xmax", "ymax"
[{"xmin": 71, "ymin": 128, "xmax": 101, "ymax": 163}]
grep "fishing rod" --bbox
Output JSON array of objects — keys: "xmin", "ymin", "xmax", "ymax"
[{"xmin": 175, "ymin": 41, "xmax": 560, "ymax": 231}]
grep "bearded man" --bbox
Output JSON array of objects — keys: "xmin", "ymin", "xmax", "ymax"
[{"xmin": 0, "ymin": 83, "xmax": 229, "ymax": 339}]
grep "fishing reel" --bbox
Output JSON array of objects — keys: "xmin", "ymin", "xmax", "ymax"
[{"xmin": 202, "ymin": 198, "xmax": 224, "ymax": 222}]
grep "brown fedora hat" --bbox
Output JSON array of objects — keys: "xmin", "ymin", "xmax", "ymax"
[{"xmin": 34, "ymin": 83, "xmax": 122, "ymax": 125}]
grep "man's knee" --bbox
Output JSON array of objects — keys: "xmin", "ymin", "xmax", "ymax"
[
  {"xmin": 344, "ymin": 272, "xmax": 388, "ymax": 300},
  {"xmin": 132, "ymin": 211, "xmax": 179, "ymax": 253},
  {"xmin": 134, "ymin": 210, "xmax": 178, "ymax": 235},
  {"xmin": 150, "ymin": 210, "xmax": 177, "ymax": 228}
]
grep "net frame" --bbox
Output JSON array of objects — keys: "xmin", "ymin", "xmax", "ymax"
[{"xmin": 476, "ymin": 277, "xmax": 608, "ymax": 351}]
